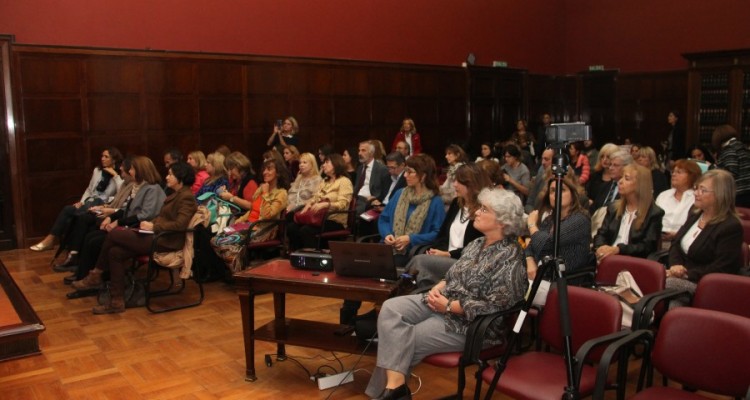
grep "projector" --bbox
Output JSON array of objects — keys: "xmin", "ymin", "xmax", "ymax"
[{"xmin": 289, "ymin": 249, "xmax": 334, "ymax": 272}]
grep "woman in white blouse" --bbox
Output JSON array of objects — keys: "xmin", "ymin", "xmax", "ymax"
[{"xmin": 655, "ymin": 159, "xmax": 702, "ymax": 242}]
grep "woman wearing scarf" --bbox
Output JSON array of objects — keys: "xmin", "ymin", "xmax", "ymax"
[{"xmin": 340, "ymin": 154, "xmax": 445, "ymax": 326}]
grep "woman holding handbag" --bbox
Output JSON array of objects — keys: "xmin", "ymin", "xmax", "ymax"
[
  {"xmin": 286, "ymin": 153, "xmax": 353, "ymax": 251},
  {"xmin": 210, "ymin": 158, "xmax": 289, "ymax": 272}
]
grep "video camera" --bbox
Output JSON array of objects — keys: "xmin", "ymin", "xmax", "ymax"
[{"xmin": 545, "ymin": 122, "xmax": 592, "ymax": 144}]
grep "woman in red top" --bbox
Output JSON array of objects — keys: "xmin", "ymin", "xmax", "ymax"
[{"xmin": 392, "ymin": 118, "xmax": 422, "ymax": 156}]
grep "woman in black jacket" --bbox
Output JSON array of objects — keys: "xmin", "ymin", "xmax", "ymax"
[
  {"xmin": 594, "ymin": 164, "xmax": 664, "ymax": 261},
  {"xmin": 406, "ymin": 163, "xmax": 492, "ymax": 290}
]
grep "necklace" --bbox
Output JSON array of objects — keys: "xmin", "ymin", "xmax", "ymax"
[{"xmin": 459, "ymin": 207, "xmax": 471, "ymax": 223}]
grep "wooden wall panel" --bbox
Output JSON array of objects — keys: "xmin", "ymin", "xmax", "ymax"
[
  {"xmin": 199, "ymin": 98, "xmax": 243, "ymax": 130},
  {"xmin": 19, "ymin": 58, "xmax": 80, "ymax": 94},
  {"xmin": 144, "ymin": 61, "xmax": 194, "ymax": 94},
  {"xmin": 86, "ymin": 59, "xmax": 141, "ymax": 93},
  {"xmin": 89, "ymin": 96, "xmax": 141, "ymax": 131},
  {"xmin": 146, "ymin": 98, "xmax": 195, "ymax": 131},
  {"xmin": 22, "ymin": 99, "xmax": 82, "ymax": 134},
  {"xmin": 25, "ymin": 138, "xmax": 83, "ymax": 173}
]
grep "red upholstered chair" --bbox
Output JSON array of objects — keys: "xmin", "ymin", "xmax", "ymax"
[
  {"xmin": 315, "ymin": 198, "xmax": 358, "ymax": 248},
  {"xmin": 243, "ymin": 213, "xmax": 288, "ymax": 266},
  {"xmin": 628, "ymin": 307, "xmax": 750, "ymax": 399},
  {"xmin": 692, "ymin": 272, "xmax": 750, "ymax": 319},
  {"xmin": 421, "ymin": 303, "xmax": 522, "ymax": 400},
  {"xmin": 595, "ymin": 255, "xmax": 684, "ymax": 330},
  {"xmin": 740, "ymin": 218, "xmax": 750, "ymax": 244},
  {"xmin": 736, "ymin": 206, "xmax": 750, "ymax": 220},
  {"xmin": 480, "ymin": 286, "xmax": 629, "ymax": 400}
]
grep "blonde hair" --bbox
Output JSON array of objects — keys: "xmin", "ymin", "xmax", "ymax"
[
  {"xmin": 594, "ymin": 143, "xmax": 619, "ymax": 172},
  {"xmin": 635, "ymin": 146, "xmax": 661, "ymax": 171},
  {"xmin": 615, "ymin": 164, "xmax": 653, "ymax": 230},
  {"xmin": 205, "ymin": 152, "xmax": 227, "ymax": 184},
  {"xmin": 286, "ymin": 116, "xmax": 299, "ymax": 135},
  {"xmin": 284, "ymin": 145, "xmax": 300, "ymax": 161},
  {"xmin": 298, "ymin": 152, "xmax": 319, "ymax": 176},
  {"xmin": 694, "ymin": 169, "xmax": 738, "ymax": 225},
  {"xmin": 188, "ymin": 150, "xmax": 207, "ymax": 171}
]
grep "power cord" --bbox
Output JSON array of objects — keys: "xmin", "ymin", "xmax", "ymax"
[{"xmin": 324, "ymin": 331, "xmax": 378, "ymax": 400}]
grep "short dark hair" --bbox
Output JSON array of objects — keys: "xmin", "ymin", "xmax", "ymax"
[
  {"xmin": 504, "ymin": 143, "xmax": 522, "ymax": 159},
  {"xmin": 326, "ymin": 153, "xmax": 348, "ymax": 179},
  {"xmin": 164, "ymin": 148, "xmax": 183, "ymax": 163},
  {"xmin": 385, "ymin": 151, "xmax": 405, "ymax": 165},
  {"xmin": 169, "ymin": 161, "xmax": 195, "ymax": 187}
]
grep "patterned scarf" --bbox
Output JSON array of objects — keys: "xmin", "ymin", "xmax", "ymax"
[{"xmin": 392, "ymin": 187, "xmax": 434, "ymax": 253}]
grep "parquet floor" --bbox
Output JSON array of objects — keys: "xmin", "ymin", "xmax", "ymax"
[{"xmin": 0, "ymin": 248, "xmax": 729, "ymax": 399}]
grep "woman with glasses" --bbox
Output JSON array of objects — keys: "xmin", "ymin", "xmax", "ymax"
[
  {"xmin": 365, "ymin": 188, "xmax": 527, "ymax": 399},
  {"xmin": 593, "ymin": 164, "xmax": 664, "ymax": 262},
  {"xmin": 665, "ymin": 169, "xmax": 743, "ymax": 307}
]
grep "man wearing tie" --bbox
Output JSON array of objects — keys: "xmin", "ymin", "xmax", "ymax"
[{"xmin": 371, "ymin": 152, "xmax": 407, "ymax": 209}]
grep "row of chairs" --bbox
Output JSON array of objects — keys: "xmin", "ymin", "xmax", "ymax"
[{"xmin": 424, "ymin": 256, "xmax": 750, "ymax": 400}]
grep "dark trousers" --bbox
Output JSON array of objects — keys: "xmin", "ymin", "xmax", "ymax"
[
  {"xmin": 65, "ymin": 212, "xmax": 100, "ymax": 252},
  {"xmin": 76, "ymin": 230, "xmax": 107, "ymax": 280},
  {"xmin": 96, "ymin": 228, "xmax": 153, "ymax": 297},
  {"xmin": 50, "ymin": 204, "xmax": 78, "ymax": 237},
  {"xmin": 286, "ymin": 220, "xmax": 344, "ymax": 250}
]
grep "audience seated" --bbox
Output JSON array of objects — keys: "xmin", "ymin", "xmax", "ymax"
[
  {"xmin": 568, "ymin": 142, "xmax": 591, "ymax": 184},
  {"xmin": 285, "ymin": 152, "xmax": 322, "ymax": 216},
  {"xmin": 477, "ymin": 159, "xmax": 506, "ymax": 189},
  {"xmin": 406, "ymin": 163, "xmax": 490, "ymax": 291},
  {"xmin": 510, "ymin": 119, "xmax": 539, "ymax": 173},
  {"xmin": 286, "ymin": 154, "xmax": 353, "ymax": 251},
  {"xmin": 53, "ymin": 156, "xmax": 135, "ymax": 274},
  {"xmin": 211, "ymin": 158, "xmax": 289, "ymax": 272},
  {"xmin": 395, "ymin": 140, "xmax": 411, "ymax": 160},
  {"xmin": 219, "ymin": 151, "xmax": 259, "ymax": 211},
  {"xmin": 353, "ymin": 141, "xmax": 391, "ymax": 235},
  {"xmin": 666, "ymin": 169, "xmax": 743, "ymax": 307},
  {"xmin": 68, "ymin": 156, "xmax": 166, "ymax": 290},
  {"xmin": 655, "ymin": 159, "xmax": 701, "ymax": 243},
  {"xmin": 501, "ymin": 144, "xmax": 531, "ymax": 202},
  {"xmin": 475, "ymin": 142, "xmax": 499, "ymax": 163},
  {"xmin": 364, "ymin": 188, "xmax": 527, "ymax": 399},
  {"xmin": 187, "ymin": 150, "xmax": 209, "ymax": 195},
  {"xmin": 370, "ymin": 139, "xmax": 388, "ymax": 163},
  {"xmin": 369, "ymin": 152, "xmax": 407, "ymax": 210},
  {"xmin": 391, "ymin": 118, "xmax": 421, "ymax": 156},
  {"xmin": 73, "ymin": 162, "xmax": 197, "ymax": 314},
  {"xmin": 594, "ymin": 164, "xmax": 664, "ymax": 262},
  {"xmin": 342, "ymin": 145, "xmax": 360, "ymax": 186},
  {"xmin": 282, "ymin": 145, "xmax": 300, "ymax": 181},
  {"xmin": 440, "ymin": 144, "xmax": 468, "ymax": 206},
  {"xmin": 525, "ymin": 148, "xmax": 554, "ymax": 213},
  {"xmin": 31, "ymin": 147, "xmax": 125, "ymax": 251},
  {"xmin": 585, "ymin": 143, "xmax": 619, "ymax": 208},
  {"xmin": 526, "ymin": 175, "xmax": 591, "ymax": 279},
  {"xmin": 195, "ymin": 152, "xmax": 229, "ymax": 198},
  {"xmin": 634, "ymin": 146, "xmax": 669, "ymax": 198}
]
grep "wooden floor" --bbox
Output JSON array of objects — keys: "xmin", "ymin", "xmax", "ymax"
[{"xmin": 0, "ymin": 248, "xmax": 729, "ymax": 399}]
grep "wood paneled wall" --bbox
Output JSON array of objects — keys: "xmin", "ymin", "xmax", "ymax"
[
  {"xmin": 11, "ymin": 46, "xmax": 467, "ymax": 245},
  {"xmin": 5, "ymin": 43, "xmax": 688, "ymax": 247}
]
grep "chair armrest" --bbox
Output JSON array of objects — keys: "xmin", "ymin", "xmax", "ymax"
[
  {"xmin": 573, "ymin": 329, "xmax": 632, "ymax": 388},
  {"xmin": 318, "ymin": 207, "xmax": 357, "ymax": 235},
  {"xmin": 463, "ymin": 302, "xmax": 524, "ymax": 365},
  {"xmin": 592, "ymin": 329, "xmax": 654, "ymax": 399},
  {"xmin": 647, "ymin": 249, "xmax": 669, "ymax": 263},
  {"xmin": 150, "ymin": 229, "xmax": 194, "ymax": 255},
  {"xmin": 631, "ymin": 288, "xmax": 688, "ymax": 330},
  {"xmin": 564, "ymin": 266, "xmax": 597, "ymax": 287}
]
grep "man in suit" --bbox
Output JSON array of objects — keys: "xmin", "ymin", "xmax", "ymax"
[
  {"xmin": 370, "ymin": 151, "xmax": 406, "ymax": 209},
  {"xmin": 354, "ymin": 141, "xmax": 392, "ymax": 236}
]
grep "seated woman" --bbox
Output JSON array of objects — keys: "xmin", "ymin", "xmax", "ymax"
[
  {"xmin": 655, "ymin": 159, "xmax": 701, "ymax": 243},
  {"xmin": 31, "ymin": 147, "xmax": 124, "ymax": 251},
  {"xmin": 568, "ymin": 141, "xmax": 591, "ymax": 185},
  {"xmin": 666, "ymin": 169, "xmax": 743, "ymax": 307},
  {"xmin": 53, "ymin": 156, "xmax": 135, "ymax": 272},
  {"xmin": 68, "ymin": 156, "xmax": 166, "ymax": 289},
  {"xmin": 218, "ymin": 151, "xmax": 258, "ymax": 210},
  {"xmin": 439, "ymin": 144, "xmax": 468, "ymax": 205},
  {"xmin": 406, "ymin": 163, "xmax": 490, "ymax": 291},
  {"xmin": 502, "ymin": 144, "xmax": 531, "ymax": 202},
  {"xmin": 594, "ymin": 164, "xmax": 664, "ymax": 262},
  {"xmin": 195, "ymin": 151, "xmax": 229, "ymax": 198},
  {"xmin": 365, "ymin": 188, "xmax": 528, "ymax": 399},
  {"xmin": 286, "ymin": 154, "xmax": 353, "ymax": 251},
  {"xmin": 211, "ymin": 158, "xmax": 289, "ymax": 272},
  {"xmin": 379, "ymin": 153, "xmax": 446, "ymax": 266},
  {"xmin": 187, "ymin": 150, "xmax": 209, "ymax": 195},
  {"xmin": 634, "ymin": 146, "xmax": 669, "ymax": 198},
  {"xmin": 285, "ymin": 152, "xmax": 322, "ymax": 215},
  {"xmin": 688, "ymin": 144, "xmax": 715, "ymax": 170},
  {"xmin": 282, "ymin": 145, "xmax": 300, "ymax": 180},
  {"xmin": 475, "ymin": 142, "xmax": 499, "ymax": 163},
  {"xmin": 73, "ymin": 162, "xmax": 197, "ymax": 314},
  {"xmin": 342, "ymin": 145, "xmax": 360, "ymax": 185},
  {"xmin": 526, "ymin": 175, "xmax": 591, "ymax": 279},
  {"xmin": 586, "ymin": 143, "xmax": 620, "ymax": 208}
]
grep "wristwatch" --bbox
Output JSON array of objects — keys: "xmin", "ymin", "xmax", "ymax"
[{"xmin": 445, "ymin": 300, "xmax": 453, "ymax": 314}]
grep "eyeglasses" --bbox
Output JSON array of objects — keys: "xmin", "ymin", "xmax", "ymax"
[
  {"xmin": 694, "ymin": 186, "xmax": 714, "ymax": 195},
  {"xmin": 404, "ymin": 168, "xmax": 417, "ymax": 175},
  {"xmin": 478, "ymin": 205, "xmax": 491, "ymax": 214}
]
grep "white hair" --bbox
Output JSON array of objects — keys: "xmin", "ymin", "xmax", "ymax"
[{"xmin": 478, "ymin": 188, "xmax": 525, "ymax": 236}]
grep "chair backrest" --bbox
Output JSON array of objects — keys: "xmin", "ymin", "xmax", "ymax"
[
  {"xmin": 653, "ymin": 307, "xmax": 750, "ymax": 397},
  {"xmin": 736, "ymin": 206, "xmax": 750, "ymax": 221},
  {"xmin": 692, "ymin": 273, "xmax": 750, "ymax": 318},
  {"xmin": 740, "ymin": 218, "xmax": 750, "ymax": 244},
  {"xmin": 597, "ymin": 255, "xmax": 665, "ymax": 296},
  {"xmin": 539, "ymin": 286, "xmax": 621, "ymax": 360}
]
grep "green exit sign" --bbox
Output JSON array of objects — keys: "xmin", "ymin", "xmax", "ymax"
[{"xmin": 588, "ymin": 65, "xmax": 605, "ymax": 71}]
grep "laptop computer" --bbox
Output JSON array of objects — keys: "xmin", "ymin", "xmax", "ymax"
[{"xmin": 328, "ymin": 241, "xmax": 399, "ymax": 281}]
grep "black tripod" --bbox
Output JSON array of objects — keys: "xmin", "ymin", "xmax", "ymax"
[{"xmin": 483, "ymin": 145, "xmax": 580, "ymax": 400}]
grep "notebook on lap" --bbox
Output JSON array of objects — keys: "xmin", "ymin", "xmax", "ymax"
[{"xmin": 328, "ymin": 241, "xmax": 399, "ymax": 281}]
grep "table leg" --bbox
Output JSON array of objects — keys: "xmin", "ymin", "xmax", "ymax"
[
  {"xmin": 239, "ymin": 291, "xmax": 257, "ymax": 381},
  {"xmin": 273, "ymin": 292, "xmax": 286, "ymax": 361}
]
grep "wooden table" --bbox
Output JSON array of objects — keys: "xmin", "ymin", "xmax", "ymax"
[{"xmin": 234, "ymin": 259, "xmax": 403, "ymax": 381}]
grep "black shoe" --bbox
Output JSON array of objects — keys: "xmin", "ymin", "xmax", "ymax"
[
  {"xmin": 63, "ymin": 274, "xmax": 77, "ymax": 285},
  {"xmin": 66, "ymin": 288, "xmax": 98, "ymax": 299},
  {"xmin": 373, "ymin": 384, "xmax": 411, "ymax": 400},
  {"xmin": 53, "ymin": 253, "xmax": 79, "ymax": 273}
]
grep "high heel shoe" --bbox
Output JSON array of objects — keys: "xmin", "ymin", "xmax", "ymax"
[
  {"xmin": 373, "ymin": 384, "xmax": 411, "ymax": 400},
  {"xmin": 30, "ymin": 241, "xmax": 54, "ymax": 251}
]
